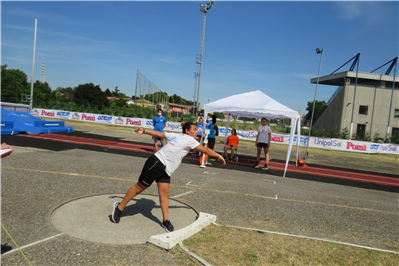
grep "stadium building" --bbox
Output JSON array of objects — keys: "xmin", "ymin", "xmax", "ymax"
[{"xmin": 310, "ymin": 70, "xmax": 398, "ymax": 139}]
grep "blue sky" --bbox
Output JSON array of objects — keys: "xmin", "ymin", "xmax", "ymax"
[{"xmin": 1, "ymin": 1, "xmax": 398, "ymax": 114}]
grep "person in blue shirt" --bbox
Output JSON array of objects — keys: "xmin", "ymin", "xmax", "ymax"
[
  {"xmin": 207, "ymin": 115, "xmax": 218, "ymax": 151},
  {"xmin": 196, "ymin": 116, "xmax": 204, "ymax": 142},
  {"xmin": 152, "ymin": 109, "xmax": 167, "ymax": 151}
]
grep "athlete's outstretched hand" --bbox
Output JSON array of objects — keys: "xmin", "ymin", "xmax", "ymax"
[
  {"xmin": 218, "ymin": 156, "xmax": 226, "ymax": 166},
  {"xmin": 135, "ymin": 128, "xmax": 144, "ymax": 136}
]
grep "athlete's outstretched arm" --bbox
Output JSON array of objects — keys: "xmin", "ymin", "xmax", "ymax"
[
  {"xmin": 136, "ymin": 128, "xmax": 166, "ymax": 139},
  {"xmin": 194, "ymin": 144, "xmax": 226, "ymax": 166}
]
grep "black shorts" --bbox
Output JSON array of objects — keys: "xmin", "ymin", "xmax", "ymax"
[
  {"xmin": 207, "ymin": 138, "xmax": 215, "ymax": 143},
  {"xmin": 257, "ymin": 142, "xmax": 269, "ymax": 148},
  {"xmin": 138, "ymin": 155, "xmax": 170, "ymax": 187}
]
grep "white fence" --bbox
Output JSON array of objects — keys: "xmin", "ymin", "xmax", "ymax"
[{"xmin": 32, "ymin": 108, "xmax": 398, "ymax": 155}]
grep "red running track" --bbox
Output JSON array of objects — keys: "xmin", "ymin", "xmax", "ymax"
[{"xmin": 19, "ymin": 133, "xmax": 399, "ymax": 187}]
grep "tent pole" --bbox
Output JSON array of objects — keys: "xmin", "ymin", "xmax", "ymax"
[
  {"xmin": 199, "ymin": 112, "xmax": 208, "ymax": 168},
  {"xmin": 295, "ymin": 116, "xmax": 300, "ymax": 166},
  {"xmin": 222, "ymin": 114, "xmax": 231, "ymax": 156},
  {"xmin": 284, "ymin": 118, "xmax": 297, "ymax": 178}
]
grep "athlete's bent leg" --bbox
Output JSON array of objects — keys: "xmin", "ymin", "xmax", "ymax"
[
  {"xmin": 157, "ymin": 182, "xmax": 170, "ymax": 222},
  {"xmin": 119, "ymin": 182, "xmax": 148, "ymax": 211}
]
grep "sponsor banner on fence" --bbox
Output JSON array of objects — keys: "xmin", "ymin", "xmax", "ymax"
[{"xmin": 32, "ymin": 108, "xmax": 398, "ymax": 154}]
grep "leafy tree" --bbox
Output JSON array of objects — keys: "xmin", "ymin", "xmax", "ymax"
[
  {"xmin": 340, "ymin": 127, "xmax": 349, "ymax": 139},
  {"xmin": 49, "ymin": 90, "xmax": 64, "ymax": 102},
  {"xmin": 115, "ymin": 93, "xmax": 127, "ymax": 107},
  {"xmin": 104, "ymin": 88, "xmax": 112, "ymax": 97},
  {"xmin": 212, "ymin": 112, "xmax": 225, "ymax": 119},
  {"xmin": 55, "ymin": 86, "xmax": 74, "ymax": 101},
  {"xmin": 56, "ymin": 86, "xmax": 73, "ymax": 94},
  {"xmin": 1, "ymin": 64, "xmax": 30, "ymax": 103},
  {"xmin": 169, "ymin": 94, "xmax": 193, "ymax": 105},
  {"xmin": 33, "ymin": 80, "xmax": 51, "ymax": 103},
  {"xmin": 111, "ymin": 86, "xmax": 120, "ymax": 97},
  {"xmin": 305, "ymin": 100, "xmax": 327, "ymax": 122},
  {"xmin": 73, "ymin": 83, "xmax": 109, "ymax": 108}
]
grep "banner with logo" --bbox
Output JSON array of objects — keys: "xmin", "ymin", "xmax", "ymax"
[{"xmin": 31, "ymin": 108, "xmax": 398, "ymax": 154}]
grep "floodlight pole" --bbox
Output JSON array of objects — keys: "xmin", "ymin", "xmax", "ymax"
[
  {"xmin": 30, "ymin": 18, "xmax": 38, "ymax": 112},
  {"xmin": 195, "ymin": 1, "xmax": 214, "ymax": 121},
  {"xmin": 304, "ymin": 48, "xmax": 323, "ymax": 161},
  {"xmin": 349, "ymin": 54, "xmax": 360, "ymax": 140},
  {"xmin": 386, "ymin": 58, "xmax": 397, "ymax": 138}
]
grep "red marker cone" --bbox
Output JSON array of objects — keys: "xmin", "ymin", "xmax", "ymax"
[{"xmin": 297, "ymin": 158, "xmax": 308, "ymax": 167}]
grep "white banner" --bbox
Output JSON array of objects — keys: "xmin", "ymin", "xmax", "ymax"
[{"xmin": 31, "ymin": 108, "xmax": 398, "ymax": 155}]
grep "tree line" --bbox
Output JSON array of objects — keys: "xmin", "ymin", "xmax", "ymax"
[{"xmin": 1, "ymin": 64, "xmax": 194, "ymax": 116}]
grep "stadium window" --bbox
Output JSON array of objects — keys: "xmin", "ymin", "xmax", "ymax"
[
  {"xmin": 359, "ymin": 105, "xmax": 368, "ymax": 115},
  {"xmin": 394, "ymin": 109, "xmax": 399, "ymax": 118}
]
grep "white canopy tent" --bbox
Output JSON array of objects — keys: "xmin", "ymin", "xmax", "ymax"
[{"xmin": 203, "ymin": 90, "xmax": 301, "ymax": 177}]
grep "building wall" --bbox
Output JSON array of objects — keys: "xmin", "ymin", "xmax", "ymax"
[
  {"xmin": 344, "ymin": 82, "xmax": 398, "ymax": 137},
  {"xmin": 313, "ymin": 86, "xmax": 345, "ymax": 132},
  {"xmin": 314, "ymin": 79, "xmax": 399, "ymax": 138}
]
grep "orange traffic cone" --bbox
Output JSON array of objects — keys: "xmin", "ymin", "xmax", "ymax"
[
  {"xmin": 297, "ymin": 158, "xmax": 308, "ymax": 167},
  {"xmin": 199, "ymin": 154, "xmax": 208, "ymax": 165}
]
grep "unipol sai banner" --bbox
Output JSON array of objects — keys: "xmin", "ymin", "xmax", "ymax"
[{"xmin": 32, "ymin": 108, "xmax": 398, "ymax": 154}]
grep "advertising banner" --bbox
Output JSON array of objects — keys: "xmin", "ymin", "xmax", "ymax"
[{"xmin": 32, "ymin": 108, "xmax": 398, "ymax": 155}]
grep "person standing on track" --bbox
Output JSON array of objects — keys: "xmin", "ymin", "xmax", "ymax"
[
  {"xmin": 205, "ymin": 115, "xmax": 218, "ymax": 165},
  {"xmin": 254, "ymin": 117, "xmax": 271, "ymax": 170},
  {"xmin": 196, "ymin": 116, "xmax": 204, "ymax": 142},
  {"xmin": 111, "ymin": 122, "xmax": 226, "ymax": 232},
  {"xmin": 152, "ymin": 109, "xmax": 167, "ymax": 151}
]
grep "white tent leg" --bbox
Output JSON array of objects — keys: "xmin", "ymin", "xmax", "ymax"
[
  {"xmin": 295, "ymin": 117, "xmax": 301, "ymax": 167},
  {"xmin": 200, "ymin": 113, "xmax": 209, "ymax": 168},
  {"xmin": 284, "ymin": 117, "xmax": 298, "ymax": 178},
  {"xmin": 221, "ymin": 114, "xmax": 231, "ymax": 157}
]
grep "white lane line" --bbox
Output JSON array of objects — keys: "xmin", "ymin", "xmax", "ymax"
[
  {"xmin": 261, "ymin": 195, "xmax": 278, "ymax": 200},
  {"xmin": 2, "ymin": 233, "xmax": 64, "ymax": 256},
  {"xmin": 186, "ymin": 181, "xmax": 198, "ymax": 187},
  {"xmin": 171, "ymin": 191, "xmax": 194, "ymax": 198},
  {"xmin": 179, "ymin": 242, "xmax": 212, "ymax": 266}
]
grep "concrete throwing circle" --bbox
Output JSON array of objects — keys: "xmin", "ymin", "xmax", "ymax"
[{"xmin": 50, "ymin": 194, "xmax": 198, "ymax": 245}]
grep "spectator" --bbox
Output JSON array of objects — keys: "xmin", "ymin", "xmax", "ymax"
[
  {"xmin": 152, "ymin": 109, "xmax": 167, "ymax": 151},
  {"xmin": 196, "ymin": 116, "xmax": 204, "ymax": 142},
  {"xmin": 254, "ymin": 118, "xmax": 271, "ymax": 170},
  {"xmin": 224, "ymin": 128, "xmax": 239, "ymax": 161}
]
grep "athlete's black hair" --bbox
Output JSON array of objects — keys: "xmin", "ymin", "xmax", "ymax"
[
  {"xmin": 182, "ymin": 122, "xmax": 195, "ymax": 134},
  {"xmin": 157, "ymin": 109, "xmax": 163, "ymax": 113},
  {"xmin": 261, "ymin": 117, "xmax": 267, "ymax": 122},
  {"xmin": 211, "ymin": 114, "xmax": 217, "ymax": 124},
  {"xmin": 231, "ymin": 128, "xmax": 237, "ymax": 135}
]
